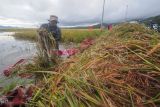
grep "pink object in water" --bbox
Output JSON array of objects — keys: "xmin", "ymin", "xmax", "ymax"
[{"xmin": 3, "ymin": 59, "xmax": 26, "ymax": 77}]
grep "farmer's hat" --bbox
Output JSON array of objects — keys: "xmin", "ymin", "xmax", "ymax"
[{"xmin": 48, "ymin": 15, "xmax": 59, "ymax": 23}]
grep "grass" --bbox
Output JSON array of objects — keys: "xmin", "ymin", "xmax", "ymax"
[
  {"xmin": 27, "ymin": 23, "xmax": 160, "ymax": 107},
  {"xmin": 13, "ymin": 29, "xmax": 38, "ymax": 41},
  {"xmin": 61, "ymin": 29, "xmax": 103, "ymax": 43},
  {"xmin": 0, "ymin": 76, "xmax": 33, "ymax": 96},
  {"xmin": 1, "ymin": 28, "xmax": 103, "ymax": 43},
  {"xmin": 0, "ymin": 28, "xmax": 38, "ymax": 41}
]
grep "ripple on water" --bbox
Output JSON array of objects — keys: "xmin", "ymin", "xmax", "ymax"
[{"xmin": 0, "ymin": 32, "xmax": 37, "ymax": 74}]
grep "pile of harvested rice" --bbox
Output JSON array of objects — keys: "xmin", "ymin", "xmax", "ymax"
[{"xmin": 30, "ymin": 23, "xmax": 160, "ymax": 107}]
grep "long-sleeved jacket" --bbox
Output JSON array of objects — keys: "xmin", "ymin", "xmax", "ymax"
[{"xmin": 39, "ymin": 23, "xmax": 61, "ymax": 41}]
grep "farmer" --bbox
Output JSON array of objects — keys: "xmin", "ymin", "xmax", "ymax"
[
  {"xmin": 39, "ymin": 15, "xmax": 61, "ymax": 49},
  {"xmin": 38, "ymin": 15, "xmax": 61, "ymax": 66}
]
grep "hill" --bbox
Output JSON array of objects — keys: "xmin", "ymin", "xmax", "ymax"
[
  {"xmin": 0, "ymin": 25, "xmax": 16, "ymax": 29},
  {"xmin": 63, "ymin": 23, "xmax": 109, "ymax": 29},
  {"xmin": 141, "ymin": 15, "xmax": 160, "ymax": 25}
]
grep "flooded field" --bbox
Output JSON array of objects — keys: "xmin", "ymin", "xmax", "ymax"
[{"xmin": 0, "ymin": 32, "xmax": 37, "ymax": 74}]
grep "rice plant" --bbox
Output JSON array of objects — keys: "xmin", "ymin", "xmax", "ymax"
[{"xmin": 28, "ymin": 23, "xmax": 160, "ymax": 107}]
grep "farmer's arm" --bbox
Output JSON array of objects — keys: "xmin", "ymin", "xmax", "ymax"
[
  {"xmin": 51, "ymin": 27, "xmax": 61, "ymax": 41},
  {"xmin": 37, "ymin": 24, "xmax": 49, "ymax": 39},
  {"xmin": 39, "ymin": 24, "xmax": 48, "ymax": 31}
]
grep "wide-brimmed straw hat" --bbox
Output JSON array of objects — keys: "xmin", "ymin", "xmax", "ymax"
[{"xmin": 48, "ymin": 15, "xmax": 59, "ymax": 22}]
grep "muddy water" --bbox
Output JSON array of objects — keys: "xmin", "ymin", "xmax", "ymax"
[{"xmin": 0, "ymin": 32, "xmax": 37, "ymax": 73}]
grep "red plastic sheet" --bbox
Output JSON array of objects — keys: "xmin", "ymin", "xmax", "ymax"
[
  {"xmin": 51, "ymin": 48, "xmax": 79, "ymax": 56},
  {"xmin": 0, "ymin": 86, "xmax": 34, "ymax": 107},
  {"xmin": 3, "ymin": 59, "xmax": 26, "ymax": 77}
]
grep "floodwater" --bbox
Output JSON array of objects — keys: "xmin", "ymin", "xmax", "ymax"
[{"xmin": 0, "ymin": 32, "xmax": 37, "ymax": 74}]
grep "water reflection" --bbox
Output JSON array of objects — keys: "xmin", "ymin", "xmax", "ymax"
[{"xmin": 0, "ymin": 32, "xmax": 37, "ymax": 73}]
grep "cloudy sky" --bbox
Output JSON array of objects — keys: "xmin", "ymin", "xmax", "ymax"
[{"xmin": 0, "ymin": 0, "xmax": 160, "ymax": 27}]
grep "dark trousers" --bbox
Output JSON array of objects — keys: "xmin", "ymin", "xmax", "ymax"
[{"xmin": 55, "ymin": 41, "xmax": 59, "ymax": 50}]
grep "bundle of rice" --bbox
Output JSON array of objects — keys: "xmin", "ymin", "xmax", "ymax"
[{"xmin": 30, "ymin": 23, "xmax": 160, "ymax": 107}]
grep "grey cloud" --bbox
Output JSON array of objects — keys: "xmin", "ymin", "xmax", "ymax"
[{"xmin": 0, "ymin": 0, "xmax": 160, "ymax": 27}]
